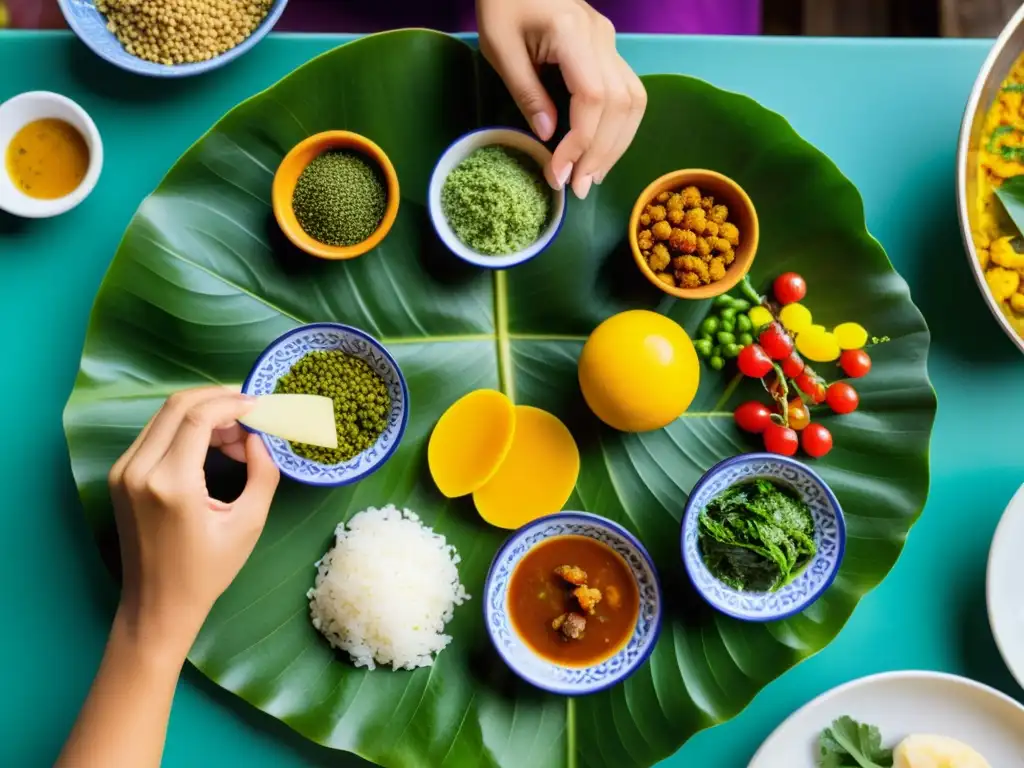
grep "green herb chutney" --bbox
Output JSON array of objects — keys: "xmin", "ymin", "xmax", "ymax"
[
  {"xmin": 293, "ymin": 150, "xmax": 386, "ymax": 247},
  {"xmin": 698, "ymin": 479, "xmax": 816, "ymax": 592},
  {"xmin": 441, "ymin": 145, "xmax": 551, "ymax": 255},
  {"xmin": 274, "ymin": 350, "xmax": 391, "ymax": 464}
]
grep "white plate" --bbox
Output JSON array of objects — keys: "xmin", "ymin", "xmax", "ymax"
[
  {"xmin": 749, "ymin": 671, "xmax": 1024, "ymax": 767},
  {"xmin": 988, "ymin": 484, "xmax": 1024, "ymax": 691}
]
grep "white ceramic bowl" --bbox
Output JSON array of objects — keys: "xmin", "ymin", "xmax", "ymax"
[
  {"xmin": 428, "ymin": 127, "xmax": 566, "ymax": 269},
  {"xmin": 0, "ymin": 91, "xmax": 103, "ymax": 219}
]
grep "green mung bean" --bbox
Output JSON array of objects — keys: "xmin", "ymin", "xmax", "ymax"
[
  {"xmin": 274, "ymin": 350, "xmax": 391, "ymax": 464},
  {"xmin": 292, "ymin": 150, "xmax": 386, "ymax": 247},
  {"xmin": 441, "ymin": 145, "xmax": 551, "ymax": 255}
]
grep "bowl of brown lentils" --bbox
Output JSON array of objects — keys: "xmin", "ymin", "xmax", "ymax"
[
  {"xmin": 57, "ymin": 0, "xmax": 288, "ymax": 78},
  {"xmin": 629, "ymin": 169, "xmax": 759, "ymax": 300}
]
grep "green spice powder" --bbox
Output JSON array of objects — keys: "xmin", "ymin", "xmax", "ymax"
[
  {"xmin": 292, "ymin": 150, "xmax": 386, "ymax": 247},
  {"xmin": 274, "ymin": 350, "xmax": 391, "ymax": 464},
  {"xmin": 441, "ymin": 145, "xmax": 551, "ymax": 255}
]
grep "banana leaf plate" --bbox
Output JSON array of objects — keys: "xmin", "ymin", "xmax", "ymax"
[{"xmin": 63, "ymin": 30, "xmax": 936, "ymax": 768}]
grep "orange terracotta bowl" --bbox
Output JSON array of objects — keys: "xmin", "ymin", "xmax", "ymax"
[
  {"xmin": 629, "ymin": 169, "xmax": 759, "ymax": 300},
  {"xmin": 272, "ymin": 130, "xmax": 400, "ymax": 260}
]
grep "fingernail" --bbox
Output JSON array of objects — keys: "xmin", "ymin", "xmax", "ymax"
[
  {"xmin": 241, "ymin": 394, "xmax": 258, "ymax": 403},
  {"xmin": 531, "ymin": 112, "xmax": 554, "ymax": 141},
  {"xmin": 575, "ymin": 174, "xmax": 593, "ymax": 200},
  {"xmin": 593, "ymin": 171, "xmax": 606, "ymax": 185},
  {"xmin": 555, "ymin": 163, "xmax": 573, "ymax": 190}
]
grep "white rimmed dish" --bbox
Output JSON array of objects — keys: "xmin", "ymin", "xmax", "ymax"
[
  {"xmin": 749, "ymin": 670, "xmax": 1024, "ymax": 767},
  {"xmin": 428, "ymin": 127, "xmax": 566, "ymax": 270},
  {"xmin": 483, "ymin": 511, "xmax": 662, "ymax": 696},
  {"xmin": 987, "ymin": 483, "xmax": 1024, "ymax": 691},
  {"xmin": 0, "ymin": 91, "xmax": 103, "ymax": 219}
]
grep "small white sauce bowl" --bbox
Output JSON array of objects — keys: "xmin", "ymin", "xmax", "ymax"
[
  {"xmin": 0, "ymin": 91, "xmax": 104, "ymax": 219},
  {"xmin": 428, "ymin": 127, "xmax": 566, "ymax": 270}
]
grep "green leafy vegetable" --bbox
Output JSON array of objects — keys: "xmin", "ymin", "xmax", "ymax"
[
  {"xmin": 818, "ymin": 717, "xmax": 894, "ymax": 768},
  {"xmin": 994, "ymin": 175, "xmax": 1024, "ymax": 238},
  {"xmin": 697, "ymin": 479, "xmax": 816, "ymax": 592}
]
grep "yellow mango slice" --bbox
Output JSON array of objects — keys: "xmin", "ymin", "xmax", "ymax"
[
  {"xmin": 748, "ymin": 305, "xmax": 773, "ymax": 329},
  {"xmin": 428, "ymin": 389, "xmax": 516, "ymax": 498},
  {"xmin": 779, "ymin": 303, "xmax": 812, "ymax": 333},
  {"xmin": 473, "ymin": 406, "xmax": 580, "ymax": 529},
  {"xmin": 833, "ymin": 322, "xmax": 868, "ymax": 350}
]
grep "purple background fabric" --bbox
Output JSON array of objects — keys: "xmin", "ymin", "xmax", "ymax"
[{"xmin": 277, "ymin": 1, "xmax": 762, "ymax": 35}]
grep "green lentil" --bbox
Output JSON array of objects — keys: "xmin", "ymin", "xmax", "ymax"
[
  {"xmin": 292, "ymin": 150, "xmax": 386, "ymax": 247},
  {"xmin": 441, "ymin": 145, "xmax": 551, "ymax": 255},
  {"xmin": 274, "ymin": 350, "xmax": 391, "ymax": 464}
]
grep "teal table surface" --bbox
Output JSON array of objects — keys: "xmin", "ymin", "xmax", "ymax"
[{"xmin": 1, "ymin": 30, "xmax": 1023, "ymax": 768}]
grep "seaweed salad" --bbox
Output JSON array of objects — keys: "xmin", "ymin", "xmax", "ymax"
[{"xmin": 698, "ymin": 479, "xmax": 816, "ymax": 592}]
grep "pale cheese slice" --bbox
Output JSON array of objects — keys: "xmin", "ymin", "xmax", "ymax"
[{"xmin": 240, "ymin": 394, "xmax": 338, "ymax": 449}]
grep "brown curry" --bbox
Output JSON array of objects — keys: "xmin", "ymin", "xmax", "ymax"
[{"xmin": 508, "ymin": 535, "xmax": 639, "ymax": 667}]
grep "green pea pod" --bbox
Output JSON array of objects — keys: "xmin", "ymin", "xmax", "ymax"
[
  {"xmin": 700, "ymin": 316, "xmax": 720, "ymax": 336},
  {"xmin": 736, "ymin": 314, "xmax": 753, "ymax": 333},
  {"xmin": 723, "ymin": 343, "xmax": 742, "ymax": 358},
  {"xmin": 720, "ymin": 307, "xmax": 737, "ymax": 322},
  {"xmin": 710, "ymin": 355, "xmax": 725, "ymax": 371},
  {"xmin": 721, "ymin": 317, "xmax": 736, "ymax": 333},
  {"xmin": 713, "ymin": 295, "xmax": 734, "ymax": 308},
  {"xmin": 712, "ymin": 345, "xmax": 722, "ymax": 358},
  {"xmin": 738, "ymin": 332, "xmax": 754, "ymax": 347},
  {"xmin": 716, "ymin": 331, "xmax": 736, "ymax": 345},
  {"xmin": 694, "ymin": 339, "xmax": 713, "ymax": 358},
  {"xmin": 731, "ymin": 299, "xmax": 751, "ymax": 312}
]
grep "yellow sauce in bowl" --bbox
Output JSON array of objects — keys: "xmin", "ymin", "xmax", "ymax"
[{"xmin": 5, "ymin": 118, "xmax": 89, "ymax": 200}]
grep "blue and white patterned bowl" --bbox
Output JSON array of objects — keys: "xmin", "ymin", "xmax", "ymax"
[
  {"xmin": 484, "ymin": 512, "xmax": 662, "ymax": 696},
  {"xmin": 57, "ymin": 0, "xmax": 288, "ymax": 78},
  {"xmin": 241, "ymin": 323, "xmax": 408, "ymax": 487},
  {"xmin": 681, "ymin": 453, "xmax": 845, "ymax": 622}
]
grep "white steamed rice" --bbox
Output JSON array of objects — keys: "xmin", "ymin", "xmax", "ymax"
[{"xmin": 308, "ymin": 504, "xmax": 470, "ymax": 671}]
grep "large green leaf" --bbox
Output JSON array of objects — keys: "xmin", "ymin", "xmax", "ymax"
[{"xmin": 63, "ymin": 30, "xmax": 935, "ymax": 768}]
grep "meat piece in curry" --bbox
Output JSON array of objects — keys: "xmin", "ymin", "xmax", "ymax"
[
  {"xmin": 552, "ymin": 612, "xmax": 587, "ymax": 640},
  {"xmin": 573, "ymin": 585, "xmax": 602, "ymax": 615},
  {"xmin": 554, "ymin": 564, "xmax": 588, "ymax": 586}
]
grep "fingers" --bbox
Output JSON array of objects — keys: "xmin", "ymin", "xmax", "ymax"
[
  {"xmin": 549, "ymin": 12, "xmax": 645, "ymax": 199},
  {"xmin": 573, "ymin": 53, "xmax": 646, "ymax": 187},
  {"xmin": 117, "ymin": 387, "xmax": 239, "ymax": 485},
  {"xmin": 160, "ymin": 394, "xmax": 257, "ymax": 476},
  {"xmin": 548, "ymin": 13, "xmax": 604, "ymax": 195},
  {"xmin": 480, "ymin": 25, "xmax": 558, "ymax": 143},
  {"xmin": 235, "ymin": 433, "xmax": 279, "ymax": 524}
]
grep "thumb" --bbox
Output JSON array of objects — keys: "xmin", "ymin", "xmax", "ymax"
[
  {"xmin": 236, "ymin": 433, "xmax": 279, "ymax": 522},
  {"xmin": 486, "ymin": 36, "xmax": 557, "ymax": 143}
]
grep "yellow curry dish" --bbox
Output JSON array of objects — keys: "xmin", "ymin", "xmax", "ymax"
[{"xmin": 973, "ymin": 55, "xmax": 1024, "ymax": 337}]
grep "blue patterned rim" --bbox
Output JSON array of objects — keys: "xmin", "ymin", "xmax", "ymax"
[
  {"xmin": 428, "ymin": 126, "xmax": 567, "ymax": 271},
  {"xmin": 680, "ymin": 453, "xmax": 846, "ymax": 623},
  {"xmin": 241, "ymin": 322, "xmax": 409, "ymax": 487},
  {"xmin": 57, "ymin": 0, "xmax": 289, "ymax": 79},
  {"xmin": 484, "ymin": 511, "xmax": 663, "ymax": 696}
]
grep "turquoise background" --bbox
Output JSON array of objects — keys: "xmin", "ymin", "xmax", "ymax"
[{"xmin": 1, "ymin": 31, "xmax": 1022, "ymax": 767}]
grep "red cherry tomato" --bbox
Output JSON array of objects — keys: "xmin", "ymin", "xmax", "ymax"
[
  {"xmin": 737, "ymin": 344, "xmax": 774, "ymax": 378},
  {"xmin": 795, "ymin": 372, "xmax": 826, "ymax": 404},
  {"xmin": 763, "ymin": 422, "xmax": 799, "ymax": 456},
  {"xmin": 826, "ymin": 382, "xmax": 859, "ymax": 414},
  {"xmin": 781, "ymin": 352, "xmax": 805, "ymax": 378},
  {"xmin": 773, "ymin": 272, "xmax": 807, "ymax": 305},
  {"xmin": 839, "ymin": 349, "xmax": 872, "ymax": 378},
  {"xmin": 733, "ymin": 401, "xmax": 772, "ymax": 434},
  {"xmin": 758, "ymin": 323, "xmax": 794, "ymax": 361},
  {"xmin": 801, "ymin": 423, "xmax": 833, "ymax": 458}
]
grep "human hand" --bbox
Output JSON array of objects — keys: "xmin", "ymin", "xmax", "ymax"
[
  {"xmin": 108, "ymin": 387, "xmax": 280, "ymax": 655},
  {"xmin": 476, "ymin": 0, "xmax": 647, "ymax": 200}
]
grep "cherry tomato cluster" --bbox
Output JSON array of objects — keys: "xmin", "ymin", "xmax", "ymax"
[{"xmin": 724, "ymin": 273, "xmax": 877, "ymax": 460}]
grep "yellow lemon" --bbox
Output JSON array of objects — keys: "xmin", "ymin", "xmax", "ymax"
[
  {"xmin": 578, "ymin": 310, "xmax": 699, "ymax": 432},
  {"xmin": 748, "ymin": 305, "xmax": 774, "ymax": 329}
]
